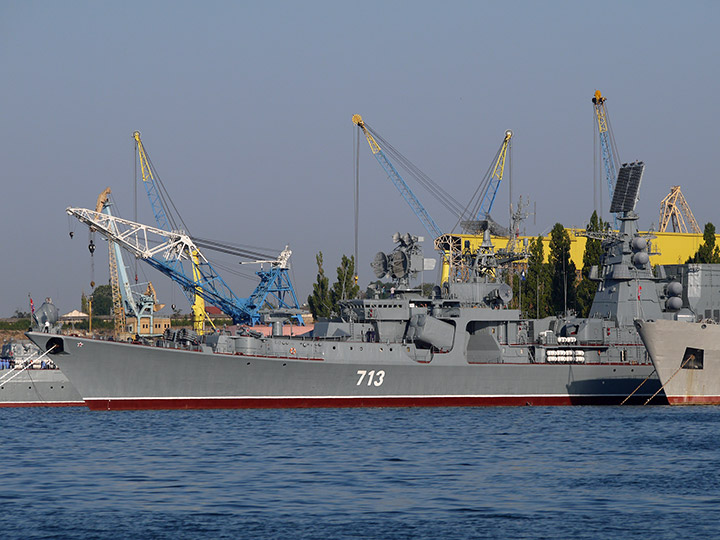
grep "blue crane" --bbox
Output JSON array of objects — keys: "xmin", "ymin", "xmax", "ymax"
[
  {"xmin": 474, "ymin": 130, "xmax": 513, "ymax": 220},
  {"xmin": 353, "ymin": 114, "xmax": 444, "ymax": 240},
  {"xmin": 67, "ymin": 208, "xmax": 301, "ymax": 326},
  {"xmin": 130, "ymin": 132, "xmax": 303, "ymax": 326},
  {"xmin": 592, "ymin": 90, "xmax": 621, "ymax": 223}
]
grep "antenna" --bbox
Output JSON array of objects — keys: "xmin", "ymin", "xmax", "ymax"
[{"xmin": 610, "ymin": 162, "xmax": 645, "ymax": 214}]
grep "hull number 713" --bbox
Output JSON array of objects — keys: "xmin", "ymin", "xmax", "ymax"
[{"xmin": 356, "ymin": 370, "xmax": 385, "ymax": 386}]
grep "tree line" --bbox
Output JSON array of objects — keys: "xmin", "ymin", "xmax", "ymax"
[
  {"xmin": 504, "ymin": 215, "xmax": 719, "ymax": 319},
  {"xmin": 308, "ymin": 214, "xmax": 720, "ymax": 321}
]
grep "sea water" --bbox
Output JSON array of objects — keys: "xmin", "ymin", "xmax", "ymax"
[{"xmin": 1, "ymin": 406, "xmax": 719, "ymax": 539}]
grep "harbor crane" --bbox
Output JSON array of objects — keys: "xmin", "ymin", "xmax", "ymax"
[
  {"xmin": 352, "ymin": 114, "xmax": 444, "ymax": 240},
  {"xmin": 68, "ymin": 207, "xmax": 302, "ymax": 326},
  {"xmin": 659, "ymin": 186, "xmax": 701, "ymax": 234},
  {"xmin": 592, "ymin": 90, "xmax": 621, "ymax": 223},
  {"xmin": 95, "ymin": 188, "xmax": 161, "ymax": 338},
  {"xmin": 134, "ymin": 131, "xmax": 208, "ymax": 332},
  {"xmin": 131, "ymin": 131, "xmax": 302, "ymax": 329},
  {"xmin": 353, "ymin": 114, "xmax": 520, "ymax": 281},
  {"xmin": 460, "ymin": 130, "xmax": 513, "ymax": 235}
]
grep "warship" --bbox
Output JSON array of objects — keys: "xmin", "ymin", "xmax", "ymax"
[
  {"xmin": 25, "ymin": 162, "xmax": 716, "ymax": 410},
  {"xmin": 1, "ymin": 299, "xmax": 83, "ymax": 407}
]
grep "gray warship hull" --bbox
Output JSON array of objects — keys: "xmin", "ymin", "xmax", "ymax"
[
  {"xmin": 635, "ymin": 319, "xmax": 720, "ymax": 405},
  {"xmin": 27, "ymin": 332, "xmax": 664, "ymax": 410},
  {"xmin": 0, "ymin": 367, "xmax": 84, "ymax": 407}
]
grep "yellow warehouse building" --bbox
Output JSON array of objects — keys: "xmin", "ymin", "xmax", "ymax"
[{"xmin": 450, "ymin": 230, "xmax": 714, "ymax": 268}]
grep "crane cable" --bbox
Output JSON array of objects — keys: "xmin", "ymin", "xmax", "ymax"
[
  {"xmin": 449, "ymin": 142, "xmax": 508, "ymax": 234},
  {"xmin": 138, "ymin": 148, "xmax": 190, "ymax": 234},
  {"xmin": 354, "ymin": 124, "xmax": 360, "ymax": 286},
  {"xmin": 364, "ymin": 123, "xmax": 467, "ymax": 220}
]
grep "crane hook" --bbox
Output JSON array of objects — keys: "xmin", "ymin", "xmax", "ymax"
[{"xmin": 88, "ymin": 239, "xmax": 96, "ymax": 255}]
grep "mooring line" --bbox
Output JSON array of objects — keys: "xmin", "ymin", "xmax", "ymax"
[
  {"xmin": 643, "ymin": 355, "xmax": 694, "ymax": 406},
  {"xmin": 620, "ymin": 368, "xmax": 656, "ymax": 406}
]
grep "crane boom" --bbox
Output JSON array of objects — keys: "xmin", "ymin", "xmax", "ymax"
[
  {"xmin": 353, "ymin": 114, "xmax": 443, "ymax": 239},
  {"xmin": 96, "ymin": 188, "xmax": 160, "ymax": 337},
  {"xmin": 134, "ymin": 131, "xmax": 174, "ymax": 232},
  {"xmin": 476, "ymin": 130, "xmax": 513, "ymax": 220},
  {"xmin": 592, "ymin": 90, "xmax": 620, "ymax": 216},
  {"xmin": 67, "ymin": 207, "xmax": 301, "ymax": 325}
]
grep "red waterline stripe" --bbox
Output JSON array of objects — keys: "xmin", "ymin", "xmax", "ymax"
[
  {"xmin": 84, "ymin": 393, "xmax": 665, "ymax": 411},
  {"xmin": 667, "ymin": 395, "xmax": 720, "ymax": 405},
  {"xmin": 0, "ymin": 401, "xmax": 85, "ymax": 408}
]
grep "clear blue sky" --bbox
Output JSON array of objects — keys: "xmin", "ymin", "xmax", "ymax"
[{"xmin": 1, "ymin": 0, "xmax": 718, "ymax": 316}]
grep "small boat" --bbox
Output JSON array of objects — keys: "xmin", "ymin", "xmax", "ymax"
[{"xmin": 0, "ymin": 299, "xmax": 83, "ymax": 407}]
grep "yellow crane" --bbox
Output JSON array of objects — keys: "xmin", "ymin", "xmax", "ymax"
[
  {"xmin": 191, "ymin": 250, "xmax": 216, "ymax": 334},
  {"xmin": 134, "ymin": 131, "xmax": 214, "ymax": 334},
  {"xmin": 659, "ymin": 186, "xmax": 701, "ymax": 234},
  {"xmin": 95, "ymin": 188, "xmax": 127, "ymax": 337}
]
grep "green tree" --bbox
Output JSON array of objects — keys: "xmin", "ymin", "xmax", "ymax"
[
  {"xmin": 307, "ymin": 252, "xmax": 332, "ymax": 319},
  {"xmin": 330, "ymin": 255, "xmax": 360, "ymax": 307},
  {"xmin": 686, "ymin": 222, "xmax": 720, "ymax": 264},
  {"xmin": 548, "ymin": 223, "xmax": 577, "ymax": 315},
  {"xmin": 524, "ymin": 235, "xmax": 552, "ymax": 318},
  {"xmin": 421, "ymin": 282, "xmax": 436, "ymax": 297},
  {"xmin": 89, "ymin": 284, "xmax": 113, "ymax": 316},
  {"xmin": 576, "ymin": 211, "xmax": 608, "ymax": 317}
]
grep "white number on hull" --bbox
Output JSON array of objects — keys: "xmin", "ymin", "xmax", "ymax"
[{"xmin": 356, "ymin": 369, "xmax": 386, "ymax": 386}]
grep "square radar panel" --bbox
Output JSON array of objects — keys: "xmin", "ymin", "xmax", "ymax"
[{"xmin": 610, "ymin": 161, "xmax": 645, "ymax": 213}]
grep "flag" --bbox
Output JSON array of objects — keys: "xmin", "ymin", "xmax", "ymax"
[{"xmin": 29, "ymin": 297, "xmax": 35, "ymax": 314}]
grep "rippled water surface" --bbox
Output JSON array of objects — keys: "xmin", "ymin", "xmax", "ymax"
[{"xmin": 1, "ymin": 406, "xmax": 719, "ymax": 539}]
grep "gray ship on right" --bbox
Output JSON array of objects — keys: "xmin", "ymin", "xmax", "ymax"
[{"xmin": 635, "ymin": 318, "xmax": 720, "ymax": 405}]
